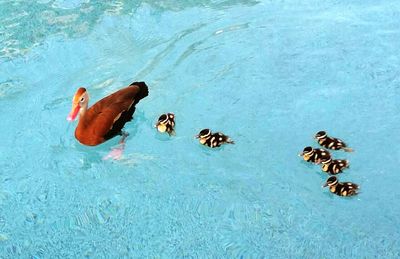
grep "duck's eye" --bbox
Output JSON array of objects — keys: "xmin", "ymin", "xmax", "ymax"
[{"xmin": 80, "ymin": 97, "xmax": 85, "ymax": 102}]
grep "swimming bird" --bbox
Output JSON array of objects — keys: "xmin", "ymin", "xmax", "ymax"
[
  {"xmin": 196, "ymin": 129, "xmax": 234, "ymax": 148},
  {"xmin": 321, "ymin": 158, "xmax": 349, "ymax": 175},
  {"xmin": 323, "ymin": 176, "xmax": 359, "ymax": 196},
  {"xmin": 315, "ymin": 131, "xmax": 353, "ymax": 152},
  {"xmin": 155, "ymin": 113, "xmax": 175, "ymax": 135},
  {"xmin": 67, "ymin": 81, "xmax": 148, "ymax": 147},
  {"xmin": 300, "ymin": 146, "xmax": 331, "ymax": 164}
]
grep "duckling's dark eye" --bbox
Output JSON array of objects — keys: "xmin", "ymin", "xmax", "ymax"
[{"xmin": 80, "ymin": 97, "xmax": 85, "ymax": 102}]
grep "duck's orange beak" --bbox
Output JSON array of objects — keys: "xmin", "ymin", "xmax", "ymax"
[{"xmin": 67, "ymin": 104, "xmax": 80, "ymax": 121}]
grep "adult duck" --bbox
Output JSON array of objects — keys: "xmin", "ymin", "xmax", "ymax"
[{"xmin": 67, "ymin": 81, "xmax": 148, "ymax": 150}]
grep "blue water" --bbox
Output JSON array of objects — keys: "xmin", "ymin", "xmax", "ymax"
[{"xmin": 1, "ymin": 0, "xmax": 400, "ymax": 258}]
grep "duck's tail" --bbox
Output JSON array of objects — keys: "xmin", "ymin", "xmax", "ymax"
[{"xmin": 130, "ymin": 81, "xmax": 149, "ymax": 102}]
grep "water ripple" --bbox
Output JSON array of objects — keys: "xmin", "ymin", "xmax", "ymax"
[
  {"xmin": 0, "ymin": 79, "xmax": 26, "ymax": 99},
  {"xmin": 135, "ymin": 23, "xmax": 208, "ymax": 79},
  {"xmin": 0, "ymin": 0, "xmax": 259, "ymax": 61}
]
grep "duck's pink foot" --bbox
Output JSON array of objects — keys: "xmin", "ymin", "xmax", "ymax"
[
  {"xmin": 102, "ymin": 144, "xmax": 125, "ymax": 160},
  {"xmin": 102, "ymin": 132, "xmax": 129, "ymax": 160}
]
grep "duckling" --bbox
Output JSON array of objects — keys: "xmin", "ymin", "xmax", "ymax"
[
  {"xmin": 323, "ymin": 176, "xmax": 359, "ymax": 196},
  {"xmin": 300, "ymin": 146, "xmax": 331, "ymax": 164},
  {"xmin": 321, "ymin": 158, "xmax": 349, "ymax": 175},
  {"xmin": 315, "ymin": 131, "xmax": 353, "ymax": 152},
  {"xmin": 155, "ymin": 113, "xmax": 175, "ymax": 135},
  {"xmin": 196, "ymin": 129, "xmax": 234, "ymax": 148}
]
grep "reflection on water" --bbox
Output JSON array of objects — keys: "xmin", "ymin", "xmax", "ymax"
[{"xmin": 0, "ymin": 0, "xmax": 259, "ymax": 61}]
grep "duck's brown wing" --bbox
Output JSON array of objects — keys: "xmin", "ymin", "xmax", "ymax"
[{"xmin": 86, "ymin": 82, "xmax": 148, "ymax": 141}]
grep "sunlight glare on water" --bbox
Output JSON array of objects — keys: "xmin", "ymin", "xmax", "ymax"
[{"xmin": 0, "ymin": 0, "xmax": 400, "ymax": 258}]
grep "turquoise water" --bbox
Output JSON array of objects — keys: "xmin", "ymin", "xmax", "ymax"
[{"xmin": 1, "ymin": 0, "xmax": 400, "ymax": 257}]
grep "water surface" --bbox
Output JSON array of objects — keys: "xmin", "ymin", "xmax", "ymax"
[{"xmin": 0, "ymin": 0, "xmax": 400, "ymax": 258}]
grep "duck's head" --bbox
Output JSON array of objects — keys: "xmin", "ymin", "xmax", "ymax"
[
  {"xmin": 196, "ymin": 129, "xmax": 211, "ymax": 139},
  {"xmin": 67, "ymin": 87, "xmax": 89, "ymax": 121},
  {"xmin": 323, "ymin": 176, "xmax": 338, "ymax": 187},
  {"xmin": 315, "ymin": 130, "xmax": 327, "ymax": 139}
]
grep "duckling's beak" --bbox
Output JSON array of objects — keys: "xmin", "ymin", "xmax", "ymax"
[
  {"xmin": 323, "ymin": 183, "xmax": 329, "ymax": 187},
  {"xmin": 195, "ymin": 134, "xmax": 200, "ymax": 139},
  {"xmin": 298, "ymin": 152, "xmax": 304, "ymax": 157}
]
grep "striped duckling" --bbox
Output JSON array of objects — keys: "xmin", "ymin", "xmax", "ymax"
[
  {"xmin": 155, "ymin": 113, "xmax": 175, "ymax": 135},
  {"xmin": 321, "ymin": 158, "xmax": 350, "ymax": 175},
  {"xmin": 196, "ymin": 129, "xmax": 234, "ymax": 148},
  {"xmin": 323, "ymin": 176, "xmax": 359, "ymax": 197},
  {"xmin": 300, "ymin": 146, "xmax": 331, "ymax": 164},
  {"xmin": 315, "ymin": 131, "xmax": 353, "ymax": 152}
]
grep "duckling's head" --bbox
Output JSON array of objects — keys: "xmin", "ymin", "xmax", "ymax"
[
  {"xmin": 323, "ymin": 176, "xmax": 338, "ymax": 187},
  {"xmin": 196, "ymin": 129, "xmax": 211, "ymax": 139},
  {"xmin": 157, "ymin": 114, "xmax": 168, "ymax": 124},
  {"xmin": 318, "ymin": 154, "xmax": 331, "ymax": 164},
  {"xmin": 155, "ymin": 114, "xmax": 168, "ymax": 132},
  {"xmin": 315, "ymin": 131, "xmax": 327, "ymax": 139},
  {"xmin": 321, "ymin": 158, "xmax": 332, "ymax": 165},
  {"xmin": 301, "ymin": 146, "xmax": 314, "ymax": 156}
]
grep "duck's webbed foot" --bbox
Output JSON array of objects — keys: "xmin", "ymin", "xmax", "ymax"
[{"xmin": 102, "ymin": 131, "xmax": 129, "ymax": 160}]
